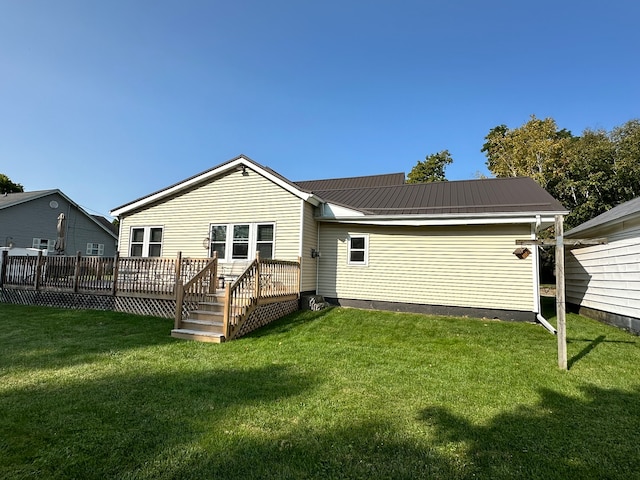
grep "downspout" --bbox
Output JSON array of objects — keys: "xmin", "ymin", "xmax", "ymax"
[
  {"xmin": 316, "ymin": 220, "xmax": 320, "ymax": 295},
  {"xmin": 532, "ymin": 217, "xmax": 557, "ymax": 334}
]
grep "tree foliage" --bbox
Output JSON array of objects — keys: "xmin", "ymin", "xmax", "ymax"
[
  {"xmin": 407, "ymin": 150, "xmax": 453, "ymax": 183},
  {"xmin": 482, "ymin": 116, "xmax": 640, "ymax": 228},
  {"xmin": 0, "ymin": 174, "xmax": 24, "ymax": 194}
]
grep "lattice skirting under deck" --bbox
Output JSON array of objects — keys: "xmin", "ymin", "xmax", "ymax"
[
  {"xmin": 0, "ymin": 288, "xmax": 186, "ymax": 319},
  {"xmin": 1, "ymin": 289, "xmax": 116, "ymax": 311},
  {"xmin": 236, "ymin": 299, "xmax": 299, "ymax": 339}
]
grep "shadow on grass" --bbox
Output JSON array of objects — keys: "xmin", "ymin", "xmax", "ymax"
[
  {"xmin": 0, "ymin": 364, "xmax": 318, "ymax": 479},
  {"xmin": 246, "ymin": 307, "xmax": 336, "ymax": 338},
  {"xmin": 419, "ymin": 385, "xmax": 640, "ymax": 479}
]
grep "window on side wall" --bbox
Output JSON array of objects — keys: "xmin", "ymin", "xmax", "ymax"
[
  {"xmin": 130, "ymin": 226, "xmax": 163, "ymax": 257},
  {"xmin": 86, "ymin": 243, "xmax": 105, "ymax": 256},
  {"xmin": 348, "ymin": 234, "xmax": 368, "ymax": 266}
]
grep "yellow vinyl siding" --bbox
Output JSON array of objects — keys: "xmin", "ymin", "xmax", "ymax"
[
  {"xmin": 119, "ymin": 169, "xmax": 302, "ymax": 261},
  {"xmin": 300, "ymin": 201, "xmax": 318, "ymax": 292},
  {"xmin": 318, "ymin": 223, "xmax": 534, "ymax": 312}
]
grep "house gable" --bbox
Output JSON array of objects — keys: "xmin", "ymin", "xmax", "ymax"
[
  {"xmin": 117, "ymin": 164, "xmax": 308, "ymax": 260},
  {"xmin": 111, "ymin": 155, "xmax": 321, "ymax": 217},
  {"xmin": 0, "ymin": 189, "xmax": 117, "ymax": 255}
]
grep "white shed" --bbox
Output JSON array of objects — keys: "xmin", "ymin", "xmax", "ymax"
[{"xmin": 565, "ymin": 196, "xmax": 640, "ymax": 334}]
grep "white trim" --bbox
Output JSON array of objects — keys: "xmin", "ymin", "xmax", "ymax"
[
  {"xmin": 298, "ymin": 199, "xmax": 304, "ymax": 258},
  {"xmin": 130, "ymin": 226, "xmax": 164, "ymax": 257},
  {"xmin": 347, "ymin": 233, "xmax": 369, "ymax": 266},
  {"xmin": 110, "ymin": 156, "xmax": 321, "ymax": 217},
  {"xmin": 317, "ymin": 213, "xmax": 564, "ymax": 227},
  {"xmin": 209, "ymin": 221, "xmax": 275, "ymax": 262},
  {"xmin": 531, "ymin": 223, "xmax": 541, "ymax": 315}
]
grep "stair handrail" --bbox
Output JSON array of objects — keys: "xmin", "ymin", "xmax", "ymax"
[
  {"xmin": 175, "ymin": 253, "xmax": 218, "ymax": 330},
  {"xmin": 223, "ymin": 256, "xmax": 260, "ymax": 339}
]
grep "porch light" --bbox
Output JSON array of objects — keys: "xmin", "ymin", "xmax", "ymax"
[{"xmin": 513, "ymin": 247, "xmax": 531, "ymax": 259}]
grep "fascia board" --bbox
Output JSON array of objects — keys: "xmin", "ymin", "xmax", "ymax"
[
  {"xmin": 316, "ymin": 212, "xmax": 566, "ymax": 227},
  {"xmin": 111, "ymin": 157, "xmax": 319, "ymax": 216},
  {"xmin": 565, "ymin": 210, "xmax": 640, "ymax": 238}
]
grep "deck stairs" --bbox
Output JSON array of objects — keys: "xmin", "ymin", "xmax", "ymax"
[{"xmin": 171, "ymin": 292, "xmax": 228, "ymax": 343}]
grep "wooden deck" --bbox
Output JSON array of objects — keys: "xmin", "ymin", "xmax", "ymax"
[{"xmin": 1, "ymin": 251, "xmax": 301, "ymax": 342}]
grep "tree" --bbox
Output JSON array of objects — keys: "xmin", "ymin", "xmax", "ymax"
[
  {"xmin": 481, "ymin": 115, "xmax": 573, "ymax": 191},
  {"xmin": 482, "ymin": 116, "xmax": 640, "ymax": 229},
  {"xmin": 407, "ymin": 150, "xmax": 453, "ymax": 183},
  {"xmin": 0, "ymin": 174, "xmax": 24, "ymax": 194}
]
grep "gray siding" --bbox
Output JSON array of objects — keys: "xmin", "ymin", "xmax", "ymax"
[{"xmin": 0, "ymin": 192, "xmax": 117, "ymax": 256}]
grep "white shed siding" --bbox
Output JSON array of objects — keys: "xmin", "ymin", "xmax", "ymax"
[
  {"xmin": 300, "ymin": 201, "xmax": 318, "ymax": 292},
  {"xmin": 317, "ymin": 223, "xmax": 535, "ymax": 312},
  {"xmin": 119, "ymin": 169, "xmax": 302, "ymax": 260},
  {"xmin": 566, "ymin": 233, "xmax": 640, "ymax": 319}
]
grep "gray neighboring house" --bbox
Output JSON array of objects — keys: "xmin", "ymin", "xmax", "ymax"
[
  {"xmin": 565, "ymin": 196, "xmax": 640, "ymax": 334},
  {"xmin": 0, "ymin": 190, "xmax": 118, "ymax": 256}
]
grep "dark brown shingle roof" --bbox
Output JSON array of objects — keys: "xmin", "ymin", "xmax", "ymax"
[{"xmin": 313, "ymin": 177, "xmax": 567, "ymax": 216}]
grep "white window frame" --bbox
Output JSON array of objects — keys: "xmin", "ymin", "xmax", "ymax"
[
  {"xmin": 209, "ymin": 222, "xmax": 275, "ymax": 262},
  {"xmin": 347, "ymin": 234, "xmax": 369, "ymax": 266},
  {"xmin": 33, "ymin": 238, "xmax": 54, "ymax": 251},
  {"xmin": 130, "ymin": 226, "xmax": 163, "ymax": 257},
  {"xmin": 86, "ymin": 243, "xmax": 105, "ymax": 256}
]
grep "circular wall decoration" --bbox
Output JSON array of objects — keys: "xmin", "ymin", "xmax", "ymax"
[{"xmin": 49, "ymin": 200, "xmax": 59, "ymax": 209}]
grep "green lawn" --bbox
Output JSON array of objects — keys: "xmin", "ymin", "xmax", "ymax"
[{"xmin": 1, "ymin": 302, "xmax": 639, "ymax": 479}]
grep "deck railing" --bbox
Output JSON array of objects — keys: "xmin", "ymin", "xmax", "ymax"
[
  {"xmin": 224, "ymin": 254, "xmax": 300, "ymax": 340},
  {"xmin": 174, "ymin": 254, "xmax": 218, "ymax": 328},
  {"xmin": 0, "ymin": 250, "xmax": 210, "ymax": 297}
]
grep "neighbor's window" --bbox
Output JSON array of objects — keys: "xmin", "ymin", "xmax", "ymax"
[
  {"xmin": 32, "ymin": 238, "xmax": 53, "ymax": 251},
  {"xmin": 256, "ymin": 223, "xmax": 274, "ymax": 259},
  {"xmin": 348, "ymin": 235, "xmax": 368, "ymax": 265},
  {"xmin": 86, "ymin": 243, "xmax": 105, "ymax": 255},
  {"xmin": 130, "ymin": 226, "xmax": 163, "ymax": 257},
  {"xmin": 232, "ymin": 224, "xmax": 250, "ymax": 259}
]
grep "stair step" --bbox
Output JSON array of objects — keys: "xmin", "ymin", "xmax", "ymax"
[
  {"xmin": 181, "ymin": 318, "xmax": 224, "ymax": 333},
  {"xmin": 171, "ymin": 328, "xmax": 225, "ymax": 343},
  {"xmin": 190, "ymin": 310, "xmax": 224, "ymax": 321},
  {"xmin": 197, "ymin": 301, "xmax": 225, "ymax": 313}
]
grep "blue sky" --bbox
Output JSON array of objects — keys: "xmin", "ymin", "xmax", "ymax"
[{"xmin": 1, "ymin": 1, "xmax": 638, "ymax": 219}]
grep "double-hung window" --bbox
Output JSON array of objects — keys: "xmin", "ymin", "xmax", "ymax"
[
  {"xmin": 130, "ymin": 226, "xmax": 163, "ymax": 257},
  {"xmin": 86, "ymin": 243, "xmax": 105, "ymax": 255},
  {"xmin": 209, "ymin": 222, "xmax": 274, "ymax": 261},
  {"xmin": 32, "ymin": 238, "xmax": 53, "ymax": 251},
  {"xmin": 347, "ymin": 234, "xmax": 368, "ymax": 266}
]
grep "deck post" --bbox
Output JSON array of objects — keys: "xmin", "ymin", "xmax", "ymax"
[
  {"xmin": 255, "ymin": 252, "xmax": 261, "ymax": 298},
  {"xmin": 555, "ymin": 215, "xmax": 567, "ymax": 370},
  {"xmin": 174, "ymin": 278, "xmax": 184, "ymax": 329},
  {"xmin": 111, "ymin": 252, "xmax": 120, "ymax": 296},
  {"xmin": 223, "ymin": 282, "xmax": 232, "ymax": 339},
  {"xmin": 73, "ymin": 251, "xmax": 82, "ymax": 293},
  {"xmin": 175, "ymin": 251, "xmax": 182, "ymax": 286},
  {"xmin": 0, "ymin": 250, "xmax": 7, "ymax": 287},
  {"xmin": 297, "ymin": 256, "xmax": 302, "ymax": 298},
  {"xmin": 209, "ymin": 252, "xmax": 217, "ymax": 294},
  {"xmin": 35, "ymin": 250, "xmax": 43, "ymax": 290}
]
